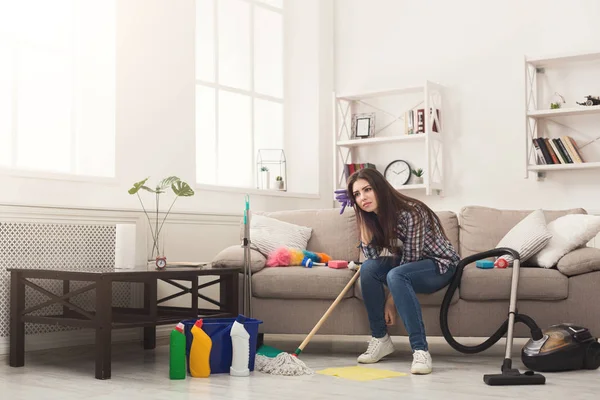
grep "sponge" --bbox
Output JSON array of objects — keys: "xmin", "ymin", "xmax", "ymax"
[{"xmin": 328, "ymin": 260, "xmax": 348, "ymax": 269}]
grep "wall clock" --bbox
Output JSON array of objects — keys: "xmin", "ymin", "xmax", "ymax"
[{"xmin": 384, "ymin": 160, "xmax": 411, "ymax": 187}]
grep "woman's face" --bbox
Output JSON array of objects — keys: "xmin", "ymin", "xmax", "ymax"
[{"xmin": 352, "ymin": 178, "xmax": 378, "ymax": 213}]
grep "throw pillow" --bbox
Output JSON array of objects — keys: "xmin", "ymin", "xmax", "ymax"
[
  {"xmin": 528, "ymin": 214, "xmax": 600, "ymax": 268},
  {"xmin": 495, "ymin": 209, "xmax": 552, "ymax": 266},
  {"xmin": 249, "ymin": 214, "xmax": 313, "ymax": 256},
  {"xmin": 212, "ymin": 245, "xmax": 267, "ymax": 273}
]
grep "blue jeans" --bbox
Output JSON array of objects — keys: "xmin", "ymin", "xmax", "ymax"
[{"xmin": 360, "ymin": 257, "xmax": 456, "ymax": 351}]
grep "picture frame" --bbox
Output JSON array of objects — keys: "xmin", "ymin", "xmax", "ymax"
[{"xmin": 351, "ymin": 113, "xmax": 375, "ymax": 139}]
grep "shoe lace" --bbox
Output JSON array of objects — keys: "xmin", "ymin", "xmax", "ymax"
[
  {"xmin": 413, "ymin": 350, "xmax": 428, "ymax": 364},
  {"xmin": 365, "ymin": 337, "xmax": 381, "ymax": 355}
]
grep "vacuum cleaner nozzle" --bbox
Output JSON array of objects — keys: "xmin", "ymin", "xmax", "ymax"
[{"xmin": 484, "ymin": 370, "xmax": 546, "ymax": 386}]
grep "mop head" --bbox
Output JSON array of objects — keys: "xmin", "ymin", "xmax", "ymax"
[{"xmin": 255, "ymin": 353, "xmax": 314, "ymax": 376}]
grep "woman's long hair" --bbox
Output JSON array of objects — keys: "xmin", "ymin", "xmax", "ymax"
[{"xmin": 346, "ymin": 168, "xmax": 448, "ymax": 254}]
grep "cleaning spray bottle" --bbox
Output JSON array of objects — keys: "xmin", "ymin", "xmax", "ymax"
[
  {"xmin": 189, "ymin": 319, "xmax": 212, "ymax": 378},
  {"xmin": 169, "ymin": 322, "xmax": 186, "ymax": 380},
  {"xmin": 230, "ymin": 314, "xmax": 250, "ymax": 376}
]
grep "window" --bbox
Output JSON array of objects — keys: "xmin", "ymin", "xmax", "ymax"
[
  {"xmin": 195, "ymin": 0, "xmax": 284, "ymax": 188},
  {"xmin": 0, "ymin": 0, "xmax": 116, "ymax": 178}
]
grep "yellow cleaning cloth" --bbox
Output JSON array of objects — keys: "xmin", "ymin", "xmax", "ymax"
[{"xmin": 316, "ymin": 366, "xmax": 407, "ymax": 381}]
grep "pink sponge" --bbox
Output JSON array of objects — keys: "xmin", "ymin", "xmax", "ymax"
[{"xmin": 328, "ymin": 260, "xmax": 348, "ymax": 269}]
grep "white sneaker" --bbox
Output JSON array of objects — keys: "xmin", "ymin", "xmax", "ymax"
[
  {"xmin": 357, "ymin": 335, "xmax": 395, "ymax": 363},
  {"xmin": 411, "ymin": 350, "xmax": 432, "ymax": 374}
]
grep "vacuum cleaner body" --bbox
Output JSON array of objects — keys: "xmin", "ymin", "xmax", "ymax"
[{"xmin": 522, "ymin": 323, "xmax": 600, "ymax": 372}]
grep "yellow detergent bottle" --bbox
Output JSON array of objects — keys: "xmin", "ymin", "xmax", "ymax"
[{"xmin": 189, "ymin": 319, "xmax": 212, "ymax": 378}]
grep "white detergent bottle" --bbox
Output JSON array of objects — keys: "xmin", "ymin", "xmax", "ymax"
[{"xmin": 230, "ymin": 314, "xmax": 250, "ymax": 376}]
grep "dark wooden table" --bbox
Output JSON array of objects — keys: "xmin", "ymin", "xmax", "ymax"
[{"xmin": 8, "ymin": 265, "xmax": 239, "ymax": 379}]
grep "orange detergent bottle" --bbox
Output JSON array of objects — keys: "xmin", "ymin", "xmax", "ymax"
[{"xmin": 189, "ymin": 319, "xmax": 212, "ymax": 377}]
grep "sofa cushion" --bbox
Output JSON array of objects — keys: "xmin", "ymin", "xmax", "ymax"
[
  {"xmin": 255, "ymin": 208, "xmax": 360, "ymax": 262},
  {"xmin": 212, "ymin": 245, "xmax": 266, "ymax": 273},
  {"xmin": 252, "ymin": 266, "xmax": 357, "ymax": 300},
  {"xmin": 529, "ymin": 214, "xmax": 600, "ymax": 268},
  {"xmin": 354, "ymin": 279, "xmax": 459, "ymax": 306},
  {"xmin": 459, "ymin": 206, "xmax": 586, "ymax": 258},
  {"xmin": 460, "ymin": 264, "xmax": 568, "ymax": 301},
  {"xmin": 495, "ymin": 209, "xmax": 552, "ymax": 266},
  {"xmin": 557, "ymin": 247, "xmax": 600, "ymax": 277}
]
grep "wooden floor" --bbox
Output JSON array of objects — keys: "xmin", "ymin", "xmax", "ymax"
[{"xmin": 1, "ymin": 335, "xmax": 599, "ymax": 400}]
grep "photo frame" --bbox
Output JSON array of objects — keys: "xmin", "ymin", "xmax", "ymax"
[{"xmin": 351, "ymin": 113, "xmax": 375, "ymax": 139}]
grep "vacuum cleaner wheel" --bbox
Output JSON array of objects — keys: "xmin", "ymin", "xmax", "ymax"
[{"xmin": 584, "ymin": 341, "xmax": 600, "ymax": 370}]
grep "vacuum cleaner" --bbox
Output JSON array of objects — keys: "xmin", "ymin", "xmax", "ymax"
[{"xmin": 440, "ymin": 248, "xmax": 600, "ymax": 386}]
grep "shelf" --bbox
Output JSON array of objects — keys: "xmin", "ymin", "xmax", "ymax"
[
  {"xmin": 528, "ymin": 162, "xmax": 600, "ymax": 172},
  {"xmin": 395, "ymin": 182, "xmax": 442, "ymax": 191},
  {"xmin": 526, "ymin": 51, "xmax": 600, "ymax": 67},
  {"xmin": 336, "ymin": 134, "xmax": 426, "ymax": 147},
  {"xmin": 527, "ymin": 105, "xmax": 600, "ymax": 118},
  {"xmin": 336, "ymin": 86, "xmax": 424, "ymax": 101}
]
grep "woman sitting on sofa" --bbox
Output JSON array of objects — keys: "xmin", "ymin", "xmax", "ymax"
[{"xmin": 347, "ymin": 168, "xmax": 460, "ymax": 375}]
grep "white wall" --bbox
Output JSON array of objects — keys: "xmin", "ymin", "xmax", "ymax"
[
  {"xmin": 335, "ymin": 0, "xmax": 600, "ymax": 213},
  {"xmin": 0, "ymin": 0, "xmax": 334, "ymax": 217}
]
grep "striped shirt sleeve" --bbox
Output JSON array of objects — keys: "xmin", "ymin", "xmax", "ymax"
[
  {"xmin": 360, "ymin": 241, "xmax": 381, "ymax": 259},
  {"xmin": 399, "ymin": 209, "xmax": 425, "ymax": 265}
]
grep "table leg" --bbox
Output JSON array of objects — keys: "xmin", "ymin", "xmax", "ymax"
[
  {"xmin": 95, "ymin": 278, "xmax": 112, "ymax": 380},
  {"xmin": 143, "ymin": 279, "xmax": 157, "ymax": 350},
  {"xmin": 9, "ymin": 271, "xmax": 25, "ymax": 367},
  {"xmin": 220, "ymin": 271, "xmax": 239, "ymax": 317}
]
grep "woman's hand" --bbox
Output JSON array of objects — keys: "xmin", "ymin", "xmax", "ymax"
[{"xmin": 384, "ymin": 295, "xmax": 396, "ymax": 326}]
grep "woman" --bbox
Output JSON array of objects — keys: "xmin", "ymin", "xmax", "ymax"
[{"xmin": 346, "ymin": 168, "xmax": 460, "ymax": 375}]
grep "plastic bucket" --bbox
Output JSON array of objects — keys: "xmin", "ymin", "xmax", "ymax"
[{"xmin": 182, "ymin": 317, "xmax": 262, "ymax": 374}]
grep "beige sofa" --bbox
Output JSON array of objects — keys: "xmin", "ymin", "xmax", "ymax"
[{"xmin": 213, "ymin": 206, "xmax": 600, "ymax": 340}]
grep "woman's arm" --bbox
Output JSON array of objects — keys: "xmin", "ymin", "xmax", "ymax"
[{"xmin": 359, "ymin": 223, "xmax": 381, "ymax": 259}]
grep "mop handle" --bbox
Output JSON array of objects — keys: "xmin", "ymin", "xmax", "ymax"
[{"xmin": 295, "ymin": 267, "xmax": 361, "ymax": 355}]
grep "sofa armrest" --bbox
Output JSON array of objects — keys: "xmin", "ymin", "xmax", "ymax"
[
  {"xmin": 556, "ymin": 247, "xmax": 600, "ymax": 277},
  {"xmin": 211, "ymin": 245, "xmax": 266, "ymax": 273}
]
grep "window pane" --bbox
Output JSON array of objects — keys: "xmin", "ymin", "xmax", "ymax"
[
  {"xmin": 218, "ymin": 0, "xmax": 250, "ymax": 90},
  {"xmin": 17, "ymin": 48, "xmax": 72, "ymax": 172},
  {"xmin": 0, "ymin": 44, "xmax": 12, "ymax": 166},
  {"xmin": 254, "ymin": 7, "xmax": 282, "ymax": 98},
  {"xmin": 196, "ymin": 0, "xmax": 214, "ymax": 82},
  {"xmin": 256, "ymin": 0, "xmax": 283, "ymax": 8},
  {"xmin": 254, "ymin": 99, "xmax": 283, "ymax": 152},
  {"xmin": 218, "ymin": 91, "xmax": 251, "ymax": 187},
  {"xmin": 196, "ymin": 85, "xmax": 216, "ymax": 184}
]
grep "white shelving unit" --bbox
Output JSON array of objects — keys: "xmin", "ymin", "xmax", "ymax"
[
  {"xmin": 333, "ymin": 81, "xmax": 446, "ymax": 196},
  {"xmin": 525, "ymin": 50, "xmax": 600, "ymax": 179}
]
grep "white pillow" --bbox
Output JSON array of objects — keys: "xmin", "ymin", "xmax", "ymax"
[
  {"xmin": 495, "ymin": 209, "xmax": 552, "ymax": 265},
  {"xmin": 248, "ymin": 214, "xmax": 313, "ymax": 256},
  {"xmin": 528, "ymin": 214, "xmax": 600, "ymax": 268}
]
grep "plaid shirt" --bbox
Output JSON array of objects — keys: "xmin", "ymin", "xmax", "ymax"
[{"xmin": 360, "ymin": 205, "xmax": 460, "ymax": 274}]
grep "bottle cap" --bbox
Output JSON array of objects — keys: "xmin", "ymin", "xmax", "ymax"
[
  {"xmin": 194, "ymin": 319, "xmax": 203, "ymax": 329},
  {"xmin": 235, "ymin": 314, "xmax": 246, "ymax": 323},
  {"xmin": 175, "ymin": 322, "xmax": 184, "ymax": 333}
]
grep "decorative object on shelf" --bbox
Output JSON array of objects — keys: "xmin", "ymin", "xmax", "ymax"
[
  {"xmin": 416, "ymin": 108, "xmax": 440, "ymax": 133},
  {"xmin": 344, "ymin": 162, "xmax": 376, "ymax": 181},
  {"xmin": 259, "ymin": 166, "xmax": 270, "ymax": 190},
  {"xmin": 411, "ymin": 168, "xmax": 424, "ymax": 184},
  {"xmin": 256, "ymin": 149, "xmax": 287, "ymax": 191},
  {"xmin": 404, "ymin": 109, "xmax": 415, "ymax": 135},
  {"xmin": 550, "ymin": 92, "xmax": 566, "ymax": 109},
  {"xmin": 351, "ymin": 112, "xmax": 375, "ymax": 138},
  {"xmin": 275, "ymin": 175, "xmax": 284, "ymax": 190},
  {"xmin": 384, "ymin": 159, "xmax": 411, "ymax": 187},
  {"xmin": 576, "ymin": 95, "xmax": 600, "ymax": 106},
  {"xmin": 128, "ymin": 176, "xmax": 195, "ymax": 268}
]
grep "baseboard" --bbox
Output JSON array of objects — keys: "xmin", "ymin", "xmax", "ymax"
[{"xmin": 0, "ymin": 328, "xmax": 142, "ymax": 356}]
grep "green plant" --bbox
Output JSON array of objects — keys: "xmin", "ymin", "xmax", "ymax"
[
  {"xmin": 411, "ymin": 168, "xmax": 424, "ymax": 177},
  {"xmin": 260, "ymin": 166, "xmax": 269, "ymax": 172},
  {"xmin": 276, "ymin": 175, "xmax": 283, "ymax": 181},
  {"xmin": 128, "ymin": 176, "xmax": 195, "ymax": 259}
]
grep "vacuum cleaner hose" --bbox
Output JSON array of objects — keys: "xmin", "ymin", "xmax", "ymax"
[{"xmin": 440, "ymin": 247, "xmax": 543, "ymax": 354}]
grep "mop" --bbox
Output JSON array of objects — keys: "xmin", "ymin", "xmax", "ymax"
[{"xmin": 255, "ymin": 266, "xmax": 361, "ymax": 376}]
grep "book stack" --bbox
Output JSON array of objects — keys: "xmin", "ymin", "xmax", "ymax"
[
  {"xmin": 532, "ymin": 136, "xmax": 585, "ymax": 165},
  {"xmin": 344, "ymin": 163, "xmax": 377, "ymax": 180}
]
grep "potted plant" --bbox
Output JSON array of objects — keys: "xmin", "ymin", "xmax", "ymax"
[
  {"xmin": 411, "ymin": 168, "xmax": 424, "ymax": 184},
  {"xmin": 128, "ymin": 176, "xmax": 195, "ymax": 268},
  {"xmin": 260, "ymin": 166, "xmax": 270, "ymax": 189},
  {"xmin": 275, "ymin": 175, "xmax": 284, "ymax": 190}
]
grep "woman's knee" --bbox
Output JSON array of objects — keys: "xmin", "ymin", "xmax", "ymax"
[
  {"xmin": 360, "ymin": 259, "xmax": 381, "ymax": 279},
  {"xmin": 386, "ymin": 267, "xmax": 410, "ymax": 287}
]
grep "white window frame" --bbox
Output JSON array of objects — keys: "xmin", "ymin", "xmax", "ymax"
[{"xmin": 195, "ymin": 0, "xmax": 285, "ymax": 191}]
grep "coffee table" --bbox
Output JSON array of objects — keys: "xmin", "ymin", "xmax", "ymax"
[{"xmin": 7, "ymin": 265, "xmax": 239, "ymax": 379}]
